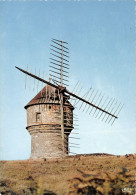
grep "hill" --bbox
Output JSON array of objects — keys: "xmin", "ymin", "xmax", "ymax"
[{"xmin": 0, "ymin": 154, "xmax": 136, "ymax": 194}]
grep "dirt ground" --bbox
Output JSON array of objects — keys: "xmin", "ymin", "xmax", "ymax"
[{"xmin": 0, "ymin": 153, "xmax": 136, "ymax": 195}]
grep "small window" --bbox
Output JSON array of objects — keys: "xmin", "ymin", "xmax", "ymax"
[
  {"xmin": 49, "ymin": 105, "xmax": 52, "ymax": 109},
  {"xmin": 36, "ymin": 112, "xmax": 41, "ymax": 122}
]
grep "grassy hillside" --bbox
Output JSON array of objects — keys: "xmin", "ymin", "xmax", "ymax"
[{"xmin": 0, "ymin": 154, "xmax": 136, "ymax": 194}]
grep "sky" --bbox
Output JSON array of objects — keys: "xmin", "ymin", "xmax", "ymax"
[{"xmin": 0, "ymin": 0, "xmax": 135, "ymax": 160}]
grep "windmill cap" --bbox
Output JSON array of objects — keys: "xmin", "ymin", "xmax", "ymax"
[{"xmin": 24, "ymin": 85, "xmax": 73, "ymax": 109}]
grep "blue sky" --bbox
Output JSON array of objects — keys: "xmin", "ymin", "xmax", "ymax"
[{"xmin": 0, "ymin": 0, "xmax": 135, "ymax": 160}]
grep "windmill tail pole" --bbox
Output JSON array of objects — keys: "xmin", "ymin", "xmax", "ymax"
[{"xmin": 60, "ymin": 92, "xmax": 65, "ymax": 154}]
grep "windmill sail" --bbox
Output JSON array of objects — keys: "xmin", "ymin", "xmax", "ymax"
[
  {"xmin": 15, "ymin": 65, "xmax": 122, "ymax": 125},
  {"xmin": 49, "ymin": 39, "xmax": 69, "ymax": 87}
]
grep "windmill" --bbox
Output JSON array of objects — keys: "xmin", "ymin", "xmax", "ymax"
[{"xmin": 15, "ymin": 39, "xmax": 123, "ymax": 158}]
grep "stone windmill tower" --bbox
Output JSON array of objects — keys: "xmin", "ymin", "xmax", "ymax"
[
  {"xmin": 25, "ymin": 85, "xmax": 74, "ymax": 159},
  {"xmin": 16, "ymin": 39, "xmax": 123, "ymax": 159}
]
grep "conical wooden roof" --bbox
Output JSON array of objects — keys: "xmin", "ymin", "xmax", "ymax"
[{"xmin": 25, "ymin": 85, "xmax": 73, "ymax": 109}]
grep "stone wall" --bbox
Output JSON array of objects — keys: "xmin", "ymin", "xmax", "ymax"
[
  {"xmin": 30, "ymin": 132, "xmax": 68, "ymax": 158},
  {"xmin": 26, "ymin": 103, "xmax": 73, "ymax": 158},
  {"xmin": 27, "ymin": 104, "xmax": 60, "ymax": 126}
]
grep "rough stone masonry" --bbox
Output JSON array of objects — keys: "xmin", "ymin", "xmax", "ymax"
[{"xmin": 25, "ymin": 85, "xmax": 74, "ymax": 159}]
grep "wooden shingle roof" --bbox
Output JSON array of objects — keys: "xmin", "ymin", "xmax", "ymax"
[{"xmin": 24, "ymin": 85, "xmax": 73, "ymax": 109}]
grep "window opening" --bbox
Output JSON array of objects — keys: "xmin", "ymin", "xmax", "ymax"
[{"xmin": 36, "ymin": 112, "xmax": 41, "ymax": 122}]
